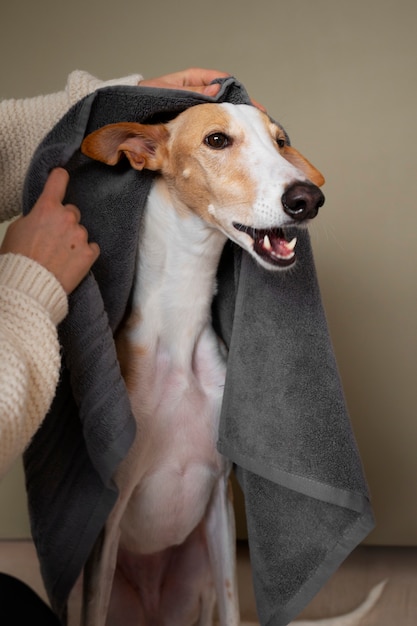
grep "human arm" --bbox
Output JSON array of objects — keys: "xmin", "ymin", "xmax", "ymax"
[
  {"xmin": 140, "ymin": 67, "xmax": 266, "ymax": 109},
  {"xmin": 0, "ymin": 168, "xmax": 100, "ymax": 293},
  {"xmin": 139, "ymin": 67, "xmax": 230, "ymax": 95},
  {"xmin": 0, "ymin": 168, "xmax": 99, "ymax": 478},
  {"xmin": 0, "ymin": 253, "xmax": 66, "ymax": 478},
  {"xmin": 0, "ymin": 67, "xmax": 236, "ymax": 222},
  {"xmin": 0, "ymin": 66, "xmax": 234, "ymax": 478},
  {"xmin": 0, "ymin": 70, "xmax": 143, "ymax": 222}
]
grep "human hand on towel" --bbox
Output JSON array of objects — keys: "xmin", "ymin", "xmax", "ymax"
[
  {"xmin": 140, "ymin": 67, "xmax": 230, "ymax": 96},
  {"xmin": 0, "ymin": 168, "xmax": 100, "ymax": 294},
  {"xmin": 140, "ymin": 67, "xmax": 266, "ymax": 110}
]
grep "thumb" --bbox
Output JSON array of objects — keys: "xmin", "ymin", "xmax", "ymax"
[{"xmin": 41, "ymin": 168, "xmax": 70, "ymax": 203}]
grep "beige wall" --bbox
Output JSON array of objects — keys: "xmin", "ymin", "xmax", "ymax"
[{"xmin": 1, "ymin": 0, "xmax": 416, "ymax": 545}]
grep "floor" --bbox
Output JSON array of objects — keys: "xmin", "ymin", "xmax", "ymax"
[{"xmin": 0, "ymin": 540, "xmax": 416, "ymax": 624}]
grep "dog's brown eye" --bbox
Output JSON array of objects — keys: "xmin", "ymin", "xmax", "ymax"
[
  {"xmin": 205, "ymin": 133, "xmax": 230, "ymax": 149},
  {"xmin": 276, "ymin": 137, "xmax": 286, "ymax": 149}
]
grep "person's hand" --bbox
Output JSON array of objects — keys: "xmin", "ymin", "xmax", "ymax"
[
  {"xmin": 140, "ymin": 67, "xmax": 231, "ymax": 97},
  {"xmin": 0, "ymin": 168, "xmax": 100, "ymax": 294},
  {"xmin": 140, "ymin": 67, "xmax": 266, "ymax": 110}
]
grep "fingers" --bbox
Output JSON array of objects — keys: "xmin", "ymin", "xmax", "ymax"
[
  {"xmin": 179, "ymin": 67, "xmax": 231, "ymax": 86},
  {"xmin": 0, "ymin": 167, "xmax": 101, "ymax": 295},
  {"xmin": 59, "ymin": 202, "xmax": 100, "ymax": 266},
  {"xmin": 251, "ymin": 98, "xmax": 267, "ymax": 113},
  {"xmin": 139, "ymin": 67, "xmax": 267, "ymax": 110},
  {"xmin": 42, "ymin": 169, "xmax": 88, "ymax": 239},
  {"xmin": 139, "ymin": 67, "xmax": 231, "ymax": 95},
  {"xmin": 62, "ymin": 201, "xmax": 80, "ymax": 222},
  {"xmin": 88, "ymin": 241, "xmax": 101, "ymax": 263},
  {"xmin": 184, "ymin": 83, "xmax": 221, "ymax": 96},
  {"xmin": 40, "ymin": 167, "xmax": 70, "ymax": 204}
]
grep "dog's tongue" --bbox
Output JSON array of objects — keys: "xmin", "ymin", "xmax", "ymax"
[
  {"xmin": 254, "ymin": 228, "xmax": 297, "ymax": 266},
  {"xmin": 257, "ymin": 230, "xmax": 296, "ymax": 257},
  {"xmin": 233, "ymin": 223, "xmax": 297, "ymax": 267}
]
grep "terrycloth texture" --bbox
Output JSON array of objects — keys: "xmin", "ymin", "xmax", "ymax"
[
  {"xmin": 0, "ymin": 69, "xmax": 143, "ymax": 221},
  {"xmin": 214, "ymin": 241, "xmax": 373, "ymax": 625},
  {"xmin": 0, "ymin": 70, "xmax": 139, "ymax": 480},
  {"xmin": 22, "ymin": 78, "xmax": 374, "ymax": 626}
]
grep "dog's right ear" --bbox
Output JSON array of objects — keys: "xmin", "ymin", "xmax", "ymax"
[{"xmin": 81, "ymin": 122, "xmax": 169, "ymax": 171}]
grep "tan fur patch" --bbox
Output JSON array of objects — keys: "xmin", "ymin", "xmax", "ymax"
[
  {"xmin": 281, "ymin": 145, "xmax": 325, "ymax": 187},
  {"xmin": 115, "ymin": 311, "xmax": 148, "ymax": 392},
  {"xmin": 161, "ymin": 104, "xmax": 256, "ymax": 225}
]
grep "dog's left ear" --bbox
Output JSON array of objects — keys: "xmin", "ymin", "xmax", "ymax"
[
  {"xmin": 81, "ymin": 122, "xmax": 169, "ymax": 171},
  {"xmin": 281, "ymin": 146, "xmax": 325, "ymax": 187}
]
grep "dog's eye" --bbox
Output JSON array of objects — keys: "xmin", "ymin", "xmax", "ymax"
[
  {"xmin": 276, "ymin": 137, "xmax": 286, "ymax": 149},
  {"xmin": 205, "ymin": 133, "xmax": 230, "ymax": 149}
]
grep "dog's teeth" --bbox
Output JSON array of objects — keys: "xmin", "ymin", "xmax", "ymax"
[
  {"xmin": 287, "ymin": 237, "xmax": 297, "ymax": 251},
  {"xmin": 263, "ymin": 235, "xmax": 272, "ymax": 250}
]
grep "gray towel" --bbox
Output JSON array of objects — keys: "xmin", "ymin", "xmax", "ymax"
[{"xmin": 22, "ymin": 78, "xmax": 374, "ymax": 626}]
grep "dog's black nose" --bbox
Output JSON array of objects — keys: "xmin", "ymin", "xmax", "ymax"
[{"xmin": 282, "ymin": 182, "xmax": 325, "ymax": 221}]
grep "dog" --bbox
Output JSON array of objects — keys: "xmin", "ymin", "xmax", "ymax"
[{"xmin": 76, "ymin": 102, "xmax": 379, "ymax": 626}]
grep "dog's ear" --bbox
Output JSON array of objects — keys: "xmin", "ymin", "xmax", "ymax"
[
  {"xmin": 81, "ymin": 122, "xmax": 169, "ymax": 171},
  {"xmin": 281, "ymin": 146, "xmax": 325, "ymax": 187}
]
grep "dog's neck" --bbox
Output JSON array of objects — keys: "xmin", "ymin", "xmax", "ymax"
[{"xmin": 131, "ymin": 178, "xmax": 227, "ymax": 364}]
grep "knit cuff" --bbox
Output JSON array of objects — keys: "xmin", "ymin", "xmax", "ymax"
[{"xmin": 0, "ymin": 253, "xmax": 68, "ymax": 325}]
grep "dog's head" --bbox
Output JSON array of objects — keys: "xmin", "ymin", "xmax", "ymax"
[{"xmin": 82, "ymin": 102, "xmax": 324, "ymax": 270}]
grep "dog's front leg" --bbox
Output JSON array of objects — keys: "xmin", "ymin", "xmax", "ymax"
[
  {"xmin": 81, "ymin": 520, "xmax": 121, "ymax": 626},
  {"xmin": 205, "ymin": 468, "xmax": 240, "ymax": 626}
]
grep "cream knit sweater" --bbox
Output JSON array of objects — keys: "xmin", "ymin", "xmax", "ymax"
[{"xmin": 0, "ymin": 70, "xmax": 142, "ymax": 478}]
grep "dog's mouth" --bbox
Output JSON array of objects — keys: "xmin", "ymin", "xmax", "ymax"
[{"xmin": 233, "ymin": 223, "xmax": 297, "ymax": 267}]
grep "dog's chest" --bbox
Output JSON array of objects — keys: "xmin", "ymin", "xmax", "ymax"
[
  {"xmin": 115, "ymin": 316, "xmax": 227, "ymax": 553},
  {"xmin": 112, "ymin": 185, "xmax": 229, "ymax": 554}
]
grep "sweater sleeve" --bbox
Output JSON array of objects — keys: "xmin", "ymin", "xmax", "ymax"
[
  {"xmin": 0, "ymin": 253, "xmax": 68, "ymax": 478},
  {"xmin": 0, "ymin": 70, "xmax": 142, "ymax": 478},
  {"xmin": 0, "ymin": 70, "xmax": 143, "ymax": 222}
]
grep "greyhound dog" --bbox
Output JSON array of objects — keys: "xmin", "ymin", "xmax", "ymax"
[{"xmin": 76, "ymin": 102, "xmax": 382, "ymax": 625}]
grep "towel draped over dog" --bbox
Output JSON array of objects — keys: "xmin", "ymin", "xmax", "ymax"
[{"xmin": 22, "ymin": 78, "xmax": 374, "ymax": 626}]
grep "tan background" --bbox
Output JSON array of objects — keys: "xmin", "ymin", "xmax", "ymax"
[{"xmin": 0, "ymin": 0, "xmax": 416, "ymax": 545}]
